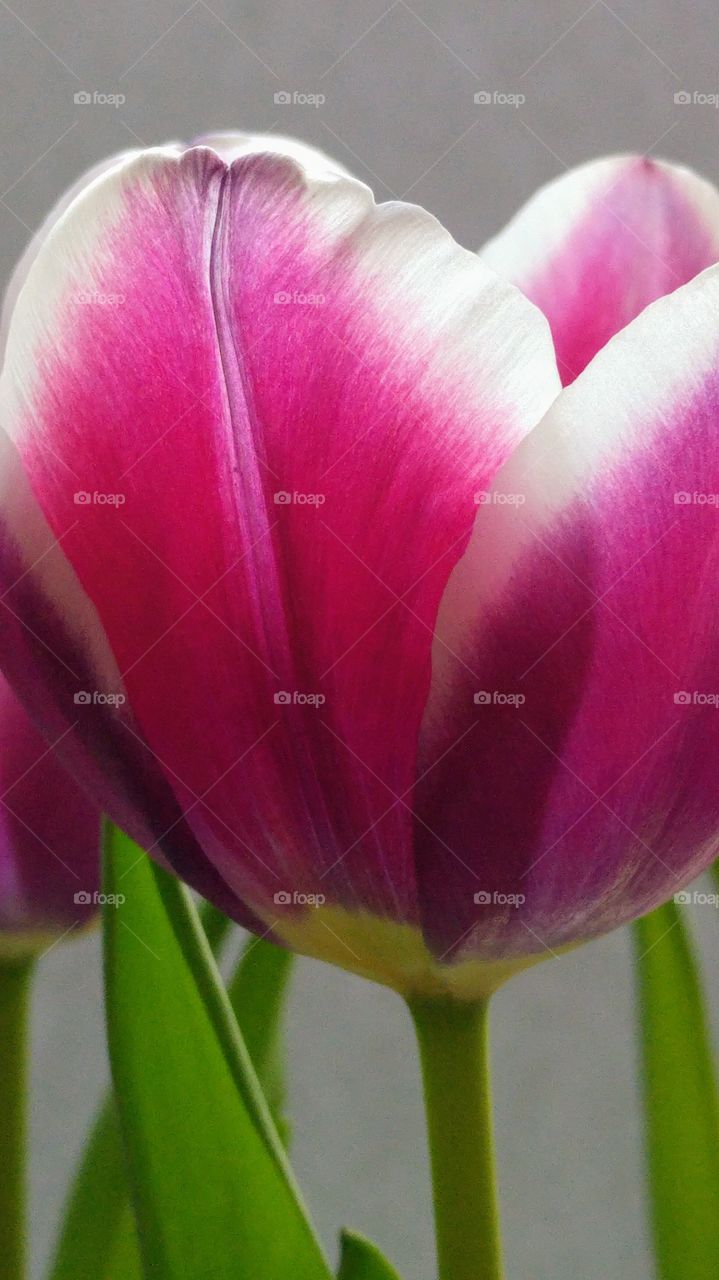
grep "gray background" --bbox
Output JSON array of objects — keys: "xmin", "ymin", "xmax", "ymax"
[{"xmin": 1, "ymin": 1, "xmax": 718, "ymax": 1276}]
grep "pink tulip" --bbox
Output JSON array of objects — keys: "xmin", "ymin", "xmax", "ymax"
[
  {"xmin": 0, "ymin": 676, "xmax": 99, "ymax": 955},
  {"xmin": 1, "ymin": 137, "xmax": 718, "ymax": 995},
  {"xmin": 481, "ymin": 154, "xmax": 719, "ymax": 384}
]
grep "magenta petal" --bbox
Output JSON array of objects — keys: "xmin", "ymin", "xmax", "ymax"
[
  {"xmin": 0, "ymin": 140, "xmax": 558, "ymax": 930},
  {"xmin": 0, "ymin": 433, "xmax": 261, "ymax": 926},
  {"xmin": 416, "ymin": 264, "xmax": 719, "ymax": 961},
  {"xmin": 0, "ymin": 672, "xmax": 99, "ymax": 943},
  {"xmin": 481, "ymin": 155, "xmax": 719, "ymax": 384}
]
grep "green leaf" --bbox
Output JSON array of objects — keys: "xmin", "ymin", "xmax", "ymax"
[
  {"xmin": 103, "ymin": 822, "xmax": 331, "ymax": 1280},
  {"xmin": 105, "ymin": 1206, "xmax": 143, "ymax": 1277},
  {"xmin": 633, "ymin": 900, "xmax": 719, "ymax": 1279},
  {"xmin": 49, "ymin": 903, "xmax": 293, "ymax": 1278},
  {"xmin": 49, "ymin": 1095, "xmax": 140, "ymax": 1280},
  {"xmin": 337, "ymin": 1230, "xmax": 403, "ymax": 1279},
  {"xmin": 49, "ymin": 899, "xmax": 232, "ymax": 1280},
  {"xmin": 228, "ymin": 936, "xmax": 293, "ymax": 1137}
]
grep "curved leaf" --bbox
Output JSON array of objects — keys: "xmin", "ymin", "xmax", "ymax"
[
  {"xmin": 103, "ymin": 821, "xmax": 331, "ymax": 1280},
  {"xmin": 49, "ymin": 1095, "xmax": 140, "ymax": 1280},
  {"xmin": 633, "ymin": 900, "xmax": 719, "ymax": 1279},
  {"xmin": 49, "ymin": 899, "xmax": 232, "ymax": 1280},
  {"xmin": 337, "ymin": 1229, "xmax": 402, "ymax": 1279}
]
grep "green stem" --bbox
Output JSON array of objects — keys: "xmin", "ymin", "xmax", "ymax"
[
  {"xmin": 0, "ymin": 957, "xmax": 33, "ymax": 1280},
  {"xmin": 408, "ymin": 997, "xmax": 503, "ymax": 1280}
]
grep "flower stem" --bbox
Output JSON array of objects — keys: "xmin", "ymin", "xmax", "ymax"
[
  {"xmin": 408, "ymin": 996, "xmax": 503, "ymax": 1280},
  {"xmin": 0, "ymin": 957, "xmax": 33, "ymax": 1280}
]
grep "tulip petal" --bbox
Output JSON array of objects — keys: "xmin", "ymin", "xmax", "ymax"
[
  {"xmin": 0, "ymin": 142, "xmax": 559, "ymax": 927},
  {"xmin": 194, "ymin": 131, "xmax": 350, "ymax": 174},
  {"xmin": 481, "ymin": 155, "xmax": 719, "ymax": 384},
  {"xmin": 0, "ymin": 433, "xmax": 260, "ymax": 926},
  {"xmin": 0, "ymin": 135, "xmax": 346, "ymax": 370},
  {"xmin": 417, "ymin": 264, "xmax": 719, "ymax": 959},
  {"xmin": 0, "ymin": 673, "xmax": 99, "ymax": 939},
  {"xmin": 0, "ymin": 150, "xmax": 139, "ymax": 369}
]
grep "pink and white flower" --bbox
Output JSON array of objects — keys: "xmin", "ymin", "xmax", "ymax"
[{"xmin": 1, "ymin": 138, "xmax": 718, "ymax": 994}]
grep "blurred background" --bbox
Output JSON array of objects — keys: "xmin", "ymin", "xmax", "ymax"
[{"xmin": 1, "ymin": 1, "xmax": 718, "ymax": 1275}]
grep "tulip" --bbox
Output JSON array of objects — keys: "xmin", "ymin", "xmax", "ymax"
[
  {"xmin": 1, "ymin": 137, "xmax": 718, "ymax": 1002},
  {"xmin": 0, "ymin": 674, "xmax": 99, "ymax": 956}
]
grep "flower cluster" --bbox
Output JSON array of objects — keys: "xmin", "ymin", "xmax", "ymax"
[{"xmin": 2, "ymin": 136, "xmax": 719, "ymax": 992}]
